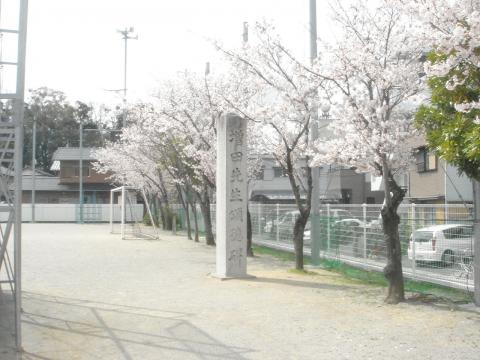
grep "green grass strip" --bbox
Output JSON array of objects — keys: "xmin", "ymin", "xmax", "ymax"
[{"xmin": 252, "ymin": 244, "xmax": 472, "ymax": 303}]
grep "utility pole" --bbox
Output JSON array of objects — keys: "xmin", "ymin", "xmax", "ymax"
[
  {"xmin": 309, "ymin": 0, "xmax": 321, "ymax": 265},
  {"xmin": 117, "ymin": 27, "xmax": 137, "ymax": 128},
  {"xmin": 473, "ymin": 180, "xmax": 480, "ymax": 306},
  {"xmin": 31, "ymin": 115, "xmax": 36, "ymax": 222},
  {"xmin": 205, "ymin": 62, "xmax": 210, "ymax": 76},
  {"xmin": 243, "ymin": 21, "xmax": 248, "ymax": 43}
]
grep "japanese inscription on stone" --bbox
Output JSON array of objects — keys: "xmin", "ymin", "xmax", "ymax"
[{"xmin": 215, "ymin": 113, "xmax": 248, "ymax": 278}]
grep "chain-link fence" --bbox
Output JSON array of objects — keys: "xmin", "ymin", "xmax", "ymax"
[{"xmin": 174, "ymin": 202, "xmax": 475, "ymax": 292}]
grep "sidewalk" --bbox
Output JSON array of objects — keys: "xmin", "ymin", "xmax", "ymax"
[{"xmin": 10, "ymin": 224, "xmax": 480, "ymax": 359}]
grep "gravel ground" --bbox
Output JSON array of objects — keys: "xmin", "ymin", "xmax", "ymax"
[{"xmin": 7, "ymin": 223, "xmax": 480, "ymax": 359}]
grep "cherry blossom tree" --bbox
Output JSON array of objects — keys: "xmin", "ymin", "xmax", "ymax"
[
  {"xmin": 310, "ymin": 0, "xmax": 425, "ymax": 303},
  {"xmin": 217, "ymin": 21, "xmax": 325, "ymax": 270},
  {"xmin": 154, "ymin": 71, "xmax": 223, "ymax": 245},
  {"xmin": 97, "ymin": 69, "xmax": 266, "ymax": 248},
  {"xmin": 404, "ymin": 0, "xmax": 479, "ymax": 116},
  {"xmin": 94, "ymin": 104, "xmax": 177, "ymax": 230}
]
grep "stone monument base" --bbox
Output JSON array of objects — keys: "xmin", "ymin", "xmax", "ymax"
[{"xmin": 209, "ymin": 273, "xmax": 256, "ymax": 281}]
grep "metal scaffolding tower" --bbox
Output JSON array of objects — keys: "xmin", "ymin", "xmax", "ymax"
[{"xmin": 0, "ymin": 0, "xmax": 29, "ymax": 351}]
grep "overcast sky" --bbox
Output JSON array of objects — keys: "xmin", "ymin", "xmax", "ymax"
[{"xmin": 21, "ymin": 0, "xmax": 336, "ymax": 106}]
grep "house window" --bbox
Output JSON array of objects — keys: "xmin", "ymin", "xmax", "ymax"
[
  {"xmin": 63, "ymin": 164, "xmax": 90, "ymax": 177},
  {"xmin": 273, "ymin": 166, "xmax": 287, "ymax": 178},
  {"xmin": 63, "ymin": 165, "xmax": 76, "ymax": 177},
  {"xmin": 415, "ymin": 147, "xmax": 437, "ymax": 172},
  {"xmin": 341, "ymin": 189, "xmax": 352, "ymax": 204}
]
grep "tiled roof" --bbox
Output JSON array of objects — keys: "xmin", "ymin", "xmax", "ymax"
[
  {"xmin": 19, "ymin": 176, "xmax": 70, "ymax": 191},
  {"xmin": 22, "ymin": 167, "xmax": 53, "ymax": 177},
  {"xmin": 52, "ymin": 147, "xmax": 99, "ymax": 161}
]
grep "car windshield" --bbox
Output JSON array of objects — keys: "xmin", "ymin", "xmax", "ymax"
[
  {"xmin": 413, "ymin": 231, "xmax": 433, "ymax": 242},
  {"xmin": 443, "ymin": 226, "xmax": 473, "ymax": 239},
  {"xmin": 333, "ymin": 210, "xmax": 354, "ymax": 219}
]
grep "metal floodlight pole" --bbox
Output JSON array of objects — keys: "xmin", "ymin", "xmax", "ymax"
[
  {"xmin": 309, "ymin": 0, "xmax": 321, "ymax": 265},
  {"xmin": 117, "ymin": 27, "xmax": 137, "ymax": 128},
  {"xmin": 13, "ymin": 0, "xmax": 29, "ymax": 350},
  {"xmin": 31, "ymin": 115, "xmax": 36, "ymax": 222},
  {"xmin": 79, "ymin": 121, "xmax": 83, "ymax": 223},
  {"xmin": 473, "ymin": 180, "xmax": 480, "ymax": 306},
  {"xmin": 110, "ymin": 189, "xmax": 114, "ymax": 233},
  {"xmin": 121, "ymin": 186, "xmax": 126, "ymax": 239}
]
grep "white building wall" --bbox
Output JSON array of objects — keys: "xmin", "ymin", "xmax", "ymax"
[
  {"xmin": 445, "ymin": 163, "xmax": 473, "ymax": 202},
  {"xmin": 0, "ymin": 204, "xmax": 144, "ymax": 222}
]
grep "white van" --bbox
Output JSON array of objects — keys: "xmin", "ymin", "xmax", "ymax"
[{"xmin": 407, "ymin": 224, "xmax": 473, "ymax": 265}]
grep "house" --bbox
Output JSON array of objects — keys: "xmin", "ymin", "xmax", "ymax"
[
  {"xmin": 49, "ymin": 147, "xmax": 114, "ymax": 204},
  {"xmin": 249, "ymin": 155, "xmax": 384, "ymax": 204},
  {"xmin": 406, "ymin": 141, "xmax": 473, "ymax": 205},
  {"xmin": 16, "ymin": 148, "xmax": 118, "ymax": 222},
  {"xmin": 19, "ymin": 148, "xmax": 114, "ymax": 205},
  {"xmin": 19, "ymin": 167, "xmax": 73, "ymax": 203}
]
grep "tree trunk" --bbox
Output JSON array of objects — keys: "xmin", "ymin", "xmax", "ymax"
[
  {"xmin": 293, "ymin": 214, "xmax": 309, "ymax": 270},
  {"xmin": 151, "ymin": 196, "xmax": 160, "ymax": 227},
  {"xmin": 284, "ymin": 145, "xmax": 313, "ymax": 271},
  {"xmin": 198, "ymin": 189, "xmax": 215, "ymax": 246},
  {"xmin": 156, "ymin": 197, "xmax": 167, "ymax": 230},
  {"xmin": 177, "ymin": 186, "xmax": 192, "ymax": 240},
  {"xmin": 185, "ymin": 200, "xmax": 192, "ymax": 240},
  {"xmin": 158, "ymin": 171, "xmax": 171, "ymax": 230},
  {"xmin": 165, "ymin": 206, "xmax": 173, "ymax": 231},
  {"xmin": 381, "ymin": 166, "xmax": 406, "ymax": 304},
  {"xmin": 381, "ymin": 201, "xmax": 405, "ymax": 303},
  {"xmin": 191, "ymin": 200, "xmax": 200, "ymax": 242},
  {"xmin": 247, "ymin": 206, "xmax": 254, "ymax": 257}
]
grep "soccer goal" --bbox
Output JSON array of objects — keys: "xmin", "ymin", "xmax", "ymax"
[{"xmin": 109, "ymin": 186, "xmax": 158, "ymax": 240}]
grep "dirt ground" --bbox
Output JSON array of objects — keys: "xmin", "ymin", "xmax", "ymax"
[{"xmin": 2, "ymin": 223, "xmax": 479, "ymax": 359}]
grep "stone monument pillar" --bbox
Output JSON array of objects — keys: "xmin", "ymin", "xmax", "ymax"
[{"xmin": 215, "ymin": 113, "xmax": 249, "ymax": 278}]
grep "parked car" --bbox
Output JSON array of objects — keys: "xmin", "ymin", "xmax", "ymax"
[
  {"xmin": 263, "ymin": 210, "xmax": 309, "ymax": 234},
  {"xmin": 263, "ymin": 208, "xmax": 356, "ymax": 234},
  {"xmin": 333, "ymin": 218, "xmax": 365, "ymax": 228},
  {"xmin": 407, "ymin": 224, "xmax": 474, "ymax": 265}
]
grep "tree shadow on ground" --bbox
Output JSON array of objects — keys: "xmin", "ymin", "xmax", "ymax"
[
  {"xmin": 244, "ymin": 276, "xmax": 357, "ymax": 292},
  {"xmin": 404, "ymin": 293, "xmax": 479, "ymax": 317},
  {"xmin": 21, "ymin": 292, "xmax": 253, "ymax": 360},
  {"xmin": 0, "ymin": 291, "xmax": 16, "ymax": 360}
]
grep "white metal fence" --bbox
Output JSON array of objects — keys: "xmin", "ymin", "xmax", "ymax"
[
  {"xmin": 249, "ymin": 203, "xmax": 475, "ymax": 292},
  {"xmin": 175, "ymin": 202, "xmax": 475, "ymax": 292}
]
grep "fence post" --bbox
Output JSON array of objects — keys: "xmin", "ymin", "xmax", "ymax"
[
  {"xmin": 327, "ymin": 203, "xmax": 331, "ymax": 252},
  {"xmin": 276, "ymin": 203, "xmax": 280, "ymax": 242},
  {"xmin": 172, "ymin": 213, "xmax": 177, "ymax": 235},
  {"xmin": 411, "ymin": 203, "xmax": 416, "ymax": 278},
  {"xmin": 362, "ymin": 204, "xmax": 367, "ymax": 259},
  {"xmin": 258, "ymin": 203, "xmax": 262, "ymax": 235}
]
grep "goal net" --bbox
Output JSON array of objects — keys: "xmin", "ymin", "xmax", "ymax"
[{"xmin": 109, "ymin": 186, "xmax": 158, "ymax": 240}]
